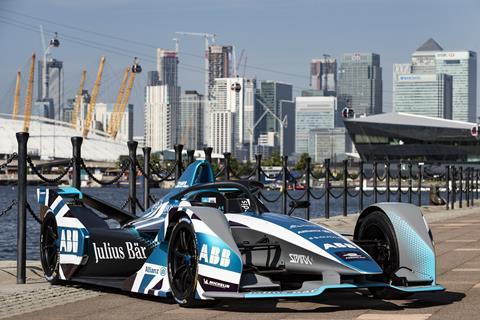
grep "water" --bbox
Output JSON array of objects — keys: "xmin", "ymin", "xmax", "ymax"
[{"xmin": 0, "ymin": 185, "xmax": 435, "ymax": 260}]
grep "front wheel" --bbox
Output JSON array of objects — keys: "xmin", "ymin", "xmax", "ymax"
[
  {"xmin": 355, "ymin": 211, "xmax": 413, "ymax": 300},
  {"xmin": 40, "ymin": 213, "xmax": 60, "ymax": 284}
]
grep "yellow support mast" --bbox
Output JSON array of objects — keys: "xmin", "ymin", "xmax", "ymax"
[
  {"xmin": 108, "ymin": 67, "xmax": 130, "ymax": 134},
  {"xmin": 83, "ymin": 56, "xmax": 106, "ymax": 138},
  {"xmin": 22, "ymin": 53, "xmax": 36, "ymax": 133},
  {"xmin": 12, "ymin": 71, "xmax": 21, "ymax": 120},
  {"xmin": 111, "ymin": 58, "xmax": 142, "ymax": 139},
  {"xmin": 71, "ymin": 69, "xmax": 87, "ymax": 130}
]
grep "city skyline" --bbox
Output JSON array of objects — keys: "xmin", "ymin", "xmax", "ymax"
[{"xmin": 0, "ymin": 0, "xmax": 479, "ymax": 136}]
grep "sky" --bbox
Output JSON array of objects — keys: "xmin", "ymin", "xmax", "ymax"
[{"xmin": 0, "ymin": 0, "xmax": 479, "ymax": 135}]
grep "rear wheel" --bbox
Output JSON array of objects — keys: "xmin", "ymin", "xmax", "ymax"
[
  {"xmin": 40, "ymin": 213, "xmax": 60, "ymax": 284},
  {"xmin": 355, "ymin": 211, "xmax": 413, "ymax": 300},
  {"xmin": 168, "ymin": 217, "xmax": 210, "ymax": 307}
]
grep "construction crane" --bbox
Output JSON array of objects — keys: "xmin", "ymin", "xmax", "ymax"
[
  {"xmin": 12, "ymin": 71, "xmax": 21, "ymax": 120},
  {"xmin": 108, "ymin": 67, "xmax": 130, "ymax": 134},
  {"xmin": 256, "ymin": 99, "xmax": 288, "ymax": 157},
  {"xmin": 235, "ymin": 49, "xmax": 245, "ymax": 77},
  {"xmin": 175, "ymin": 32, "xmax": 215, "ymax": 97},
  {"xmin": 111, "ymin": 58, "xmax": 142, "ymax": 139},
  {"xmin": 83, "ymin": 56, "xmax": 106, "ymax": 138},
  {"xmin": 71, "ymin": 69, "xmax": 87, "ymax": 130},
  {"xmin": 22, "ymin": 53, "xmax": 36, "ymax": 133}
]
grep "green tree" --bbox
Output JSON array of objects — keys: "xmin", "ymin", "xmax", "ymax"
[{"xmin": 295, "ymin": 153, "xmax": 309, "ymax": 171}]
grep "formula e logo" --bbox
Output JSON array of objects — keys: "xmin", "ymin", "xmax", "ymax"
[
  {"xmin": 324, "ymin": 242, "xmax": 356, "ymax": 250},
  {"xmin": 59, "ymin": 229, "xmax": 79, "ymax": 254},
  {"xmin": 199, "ymin": 244, "xmax": 231, "ymax": 267},
  {"xmin": 289, "ymin": 254, "xmax": 313, "ymax": 265}
]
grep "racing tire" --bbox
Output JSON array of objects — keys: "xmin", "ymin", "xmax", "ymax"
[
  {"xmin": 40, "ymin": 213, "xmax": 60, "ymax": 284},
  {"xmin": 355, "ymin": 211, "xmax": 413, "ymax": 300},
  {"xmin": 168, "ymin": 217, "xmax": 214, "ymax": 307}
]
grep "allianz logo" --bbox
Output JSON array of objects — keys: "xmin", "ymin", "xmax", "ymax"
[
  {"xmin": 59, "ymin": 229, "xmax": 79, "ymax": 254},
  {"xmin": 93, "ymin": 242, "xmax": 147, "ymax": 264},
  {"xmin": 324, "ymin": 242, "xmax": 356, "ymax": 250},
  {"xmin": 199, "ymin": 244, "xmax": 231, "ymax": 267},
  {"xmin": 289, "ymin": 253, "xmax": 313, "ymax": 265}
]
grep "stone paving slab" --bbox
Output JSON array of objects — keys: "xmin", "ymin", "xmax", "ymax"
[{"xmin": 2, "ymin": 202, "xmax": 480, "ymax": 319}]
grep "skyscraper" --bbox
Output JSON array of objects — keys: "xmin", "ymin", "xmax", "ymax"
[
  {"xmin": 144, "ymin": 84, "xmax": 172, "ymax": 152},
  {"xmin": 338, "ymin": 53, "xmax": 382, "ymax": 115},
  {"xmin": 258, "ymin": 81, "xmax": 293, "ymax": 133},
  {"xmin": 310, "ymin": 57, "xmax": 337, "ymax": 95},
  {"xmin": 179, "ymin": 90, "xmax": 204, "ymax": 150},
  {"xmin": 37, "ymin": 59, "xmax": 64, "ymax": 120},
  {"xmin": 157, "ymin": 49, "xmax": 180, "ymax": 143},
  {"xmin": 208, "ymin": 45, "xmax": 232, "ymax": 98}
]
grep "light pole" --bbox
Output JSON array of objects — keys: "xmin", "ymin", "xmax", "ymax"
[{"xmin": 256, "ymin": 99, "xmax": 288, "ymax": 156}]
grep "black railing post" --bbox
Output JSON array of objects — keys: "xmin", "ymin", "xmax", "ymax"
[
  {"xmin": 187, "ymin": 150, "xmax": 195, "ymax": 165},
  {"xmin": 470, "ymin": 167, "xmax": 474, "ymax": 207},
  {"xmin": 223, "ymin": 152, "xmax": 231, "ymax": 181},
  {"xmin": 342, "ymin": 159, "xmax": 348, "ymax": 216},
  {"xmin": 418, "ymin": 163, "xmax": 423, "ymax": 207},
  {"xmin": 452, "ymin": 166, "xmax": 456, "ymax": 210},
  {"xmin": 325, "ymin": 158, "xmax": 330, "ymax": 219},
  {"xmin": 127, "ymin": 140, "xmax": 138, "ymax": 215},
  {"xmin": 386, "ymin": 161, "xmax": 391, "ymax": 202},
  {"xmin": 174, "ymin": 144, "xmax": 183, "ymax": 182},
  {"xmin": 408, "ymin": 162, "xmax": 413, "ymax": 204},
  {"xmin": 16, "ymin": 132, "xmax": 29, "ymax": 284},
  {"xmin": 305, "ymin": 157, "xmax": 311, "ymax": 220},
  {"xmin": 143, "ymin": 146, "xmax": 151, "ymax": 210},
  {"xmin": 71, "ymin": 136, "xmax": 83, "ymax": 190},
  {"xmin": 282, "ymin": 156, "xmax": 288, "ymax": 215},
  {"xmin": 255, "ymin": 154, "xmax": 262, "ymax": 182},
  {"xmin": 459, "ymin": 166, "xmax": 463, "ymax": 208},
  {"xmin": 359, "ymin": 161, "xmax": 364, "ymax": 212},
  {"xmin": 466, "ymin": 167, "xmax": 470, "ymax": 207},
  {"xmin": 204, "ymin": 147, "xmax": 213, "ymax": 164},
  {"xmin": 397, "ymin": 163, "xmax": 402, "ymax": 202},
  {"xmin": 476, "ymin": 169, "xmax": 479, "ymax": 200},
  {"xmin": 446, "ymin": 165, "xmax": 450, "ymax": 210},
  {"xmin": 373, "ymin": 160, "xmax": 378, "ymax": 203}
]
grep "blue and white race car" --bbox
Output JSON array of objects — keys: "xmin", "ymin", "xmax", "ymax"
[{"xmin": 38, "ymin": 160, "xmax": 443, "ymax": 307}]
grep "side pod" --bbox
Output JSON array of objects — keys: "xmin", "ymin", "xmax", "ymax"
[{"xmin": 355, "ymin": 203, "xmax": 437, "ymax": 285}]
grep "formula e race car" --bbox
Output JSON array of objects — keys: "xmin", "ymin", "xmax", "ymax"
[{"xmin": 38, "ymin": 160, "xmax": 444, "ymax": 307}]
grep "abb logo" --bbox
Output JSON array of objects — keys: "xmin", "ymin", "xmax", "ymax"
[
  {"xmin": 59, "ymin": 229, "xmax": 79, "ymax": 254},
  {"xmin": 199, "ymin": 244, "xmax": 231, "ymax": 267}
]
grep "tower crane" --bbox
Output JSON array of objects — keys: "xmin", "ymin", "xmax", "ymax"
[
  {"xmin": 108, "ymin": 67, "xmax": 130, "ymax": 134},
  {"xmin": 111, "ymin": 58, "xmax": 142, "ymax": 139},
  {"xmin": 22, "ymin": 53, "xmax": 36, "ymax": 133},
  {"xmin": 83, "ymin": 56, "xmax": 106, "ymax": 138},
  {"xmin": 174, "ymin": 32, "xmax": 216, "ymax": 97},
  {"xmin": 71, "ymin": 69, "xmax": 87, "ymax": 130},
  {"xmin": 256, "ymin": 99, "xmax": 288, "ymax": 157},
  {"xmin": 12, "ymin": 71, "xmax": 21, "ymax": 120}
]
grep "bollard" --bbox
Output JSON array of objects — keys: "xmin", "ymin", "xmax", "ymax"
[
  {"xmin": 452, "ymin": 166, "xmax": 456, "ymax": 210},
  {"xmin": 446, "ymin": 165, "xmax": 450, "ymax": 210},
  {"xmin": 418, "ymin": 163, "xmax": 423, "ymax": 207},
  {"xmin": 386, "ymin": 161, "xmax": 390, "ymax": 202},
  {"xmin": 16, "ymin": 132, "xmax": 29, "ymax": 284},
  {"xmin": 282, "ymin": 156, "xmax": 288, "ymax": 215},
  {"xmin": 143, "ymin": 147, "xmax": 151, "ymax": 210},
  {"xmin": 223, "ymin": 152, "xmax": 231, "ymax": 181},
  {"xmin": 359, "ymin": 161, "xmax": 364, "ymax": 212},
  {"xmin": 305, "ymin": 157, "xmax": 311, "ymax": 220},
  {"xmin": 255, "ymin": 154, "xmax": 262, "ymax": 182},
  {"xmin": 324, "ymin": 158, "xmax": 330, "ymax": 219},
  {"xmin": 203, "ymin": 147, "xmax": 213, "ymax": 164},
  {"xmin": 174, "ymin": 144, "xmax": 183, "ymax": 182},
  {"xmin": 187, "ymin": 150, "xmax": 195, "ymax": 165},
  {"xmin": 408, "ymin": 162, "xmax": 413, "ymax": 204},
  {"xmin": 397, "ymin": 163, "xmax": 402, "ymax": 202},
  {"xmin": 373, "ymin": 160, "xmax": 378, "ymax": 203},
  {"xmin": 71, "ymin": 137, "xmax": 83, "ymax": 190},
  {"xmin": 342, "ymin": 159, "xmax": 348, "ymax": 217},
  {"xmin": 127, "ymin": 141, "xmax": 138, "ymax": 215},
  {"xmin": 459, "ymin": 166, "xmax": 463, "ymax": 208}
]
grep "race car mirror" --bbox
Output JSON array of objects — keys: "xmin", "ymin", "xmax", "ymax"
[{"xmin": 287, "ymin": 200, "xmax": 310, "ymax": 215}]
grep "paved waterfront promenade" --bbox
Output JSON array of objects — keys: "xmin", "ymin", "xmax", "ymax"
[{"xmin": 2, "ymin": 203, "xmax": 480, "ymax": 320}]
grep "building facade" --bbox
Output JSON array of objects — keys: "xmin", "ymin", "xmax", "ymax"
[
  {"xmin": 338, "ymin": 53, "xmax": 382, "ymax": 116},
  {"xmin": 208, "ymin": 45, "xmax": 232, "ymax": 99},
  {"xmin": 178, "ymin": 90, "xmax": 204, "ymax": 150},
  {"xmin": 37, "ymin": 59, "xmax": 64, "ymax": 120},
  {"xmin": 144, "ymin": 84, "xmax": 172, "ymax": 152},
  {"xmin": 257, "ymin": 81, "xmax": 293, "ymax": 134},
  {"xmin": 308, "ymin": 128, "xmax": 347, "ymax": 163},
  {"xmin": 310, "ymin": 57, "xmax": 337, "ymax": 96},
  {"xmin": 295, "ymin": 96, "xmax": 338, "ymax": 155}
]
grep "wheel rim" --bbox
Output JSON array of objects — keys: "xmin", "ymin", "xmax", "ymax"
[
  {"xmin": 362, "ymin": 224, "xmax": 392, "ymax": 272},
  {"xmin": 41, "ymin": 215, "xmax": 59, "ymax": 277},
  {"xmin": 169, "ymin": 224, "xmax": 197, "ymax": 299}
]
